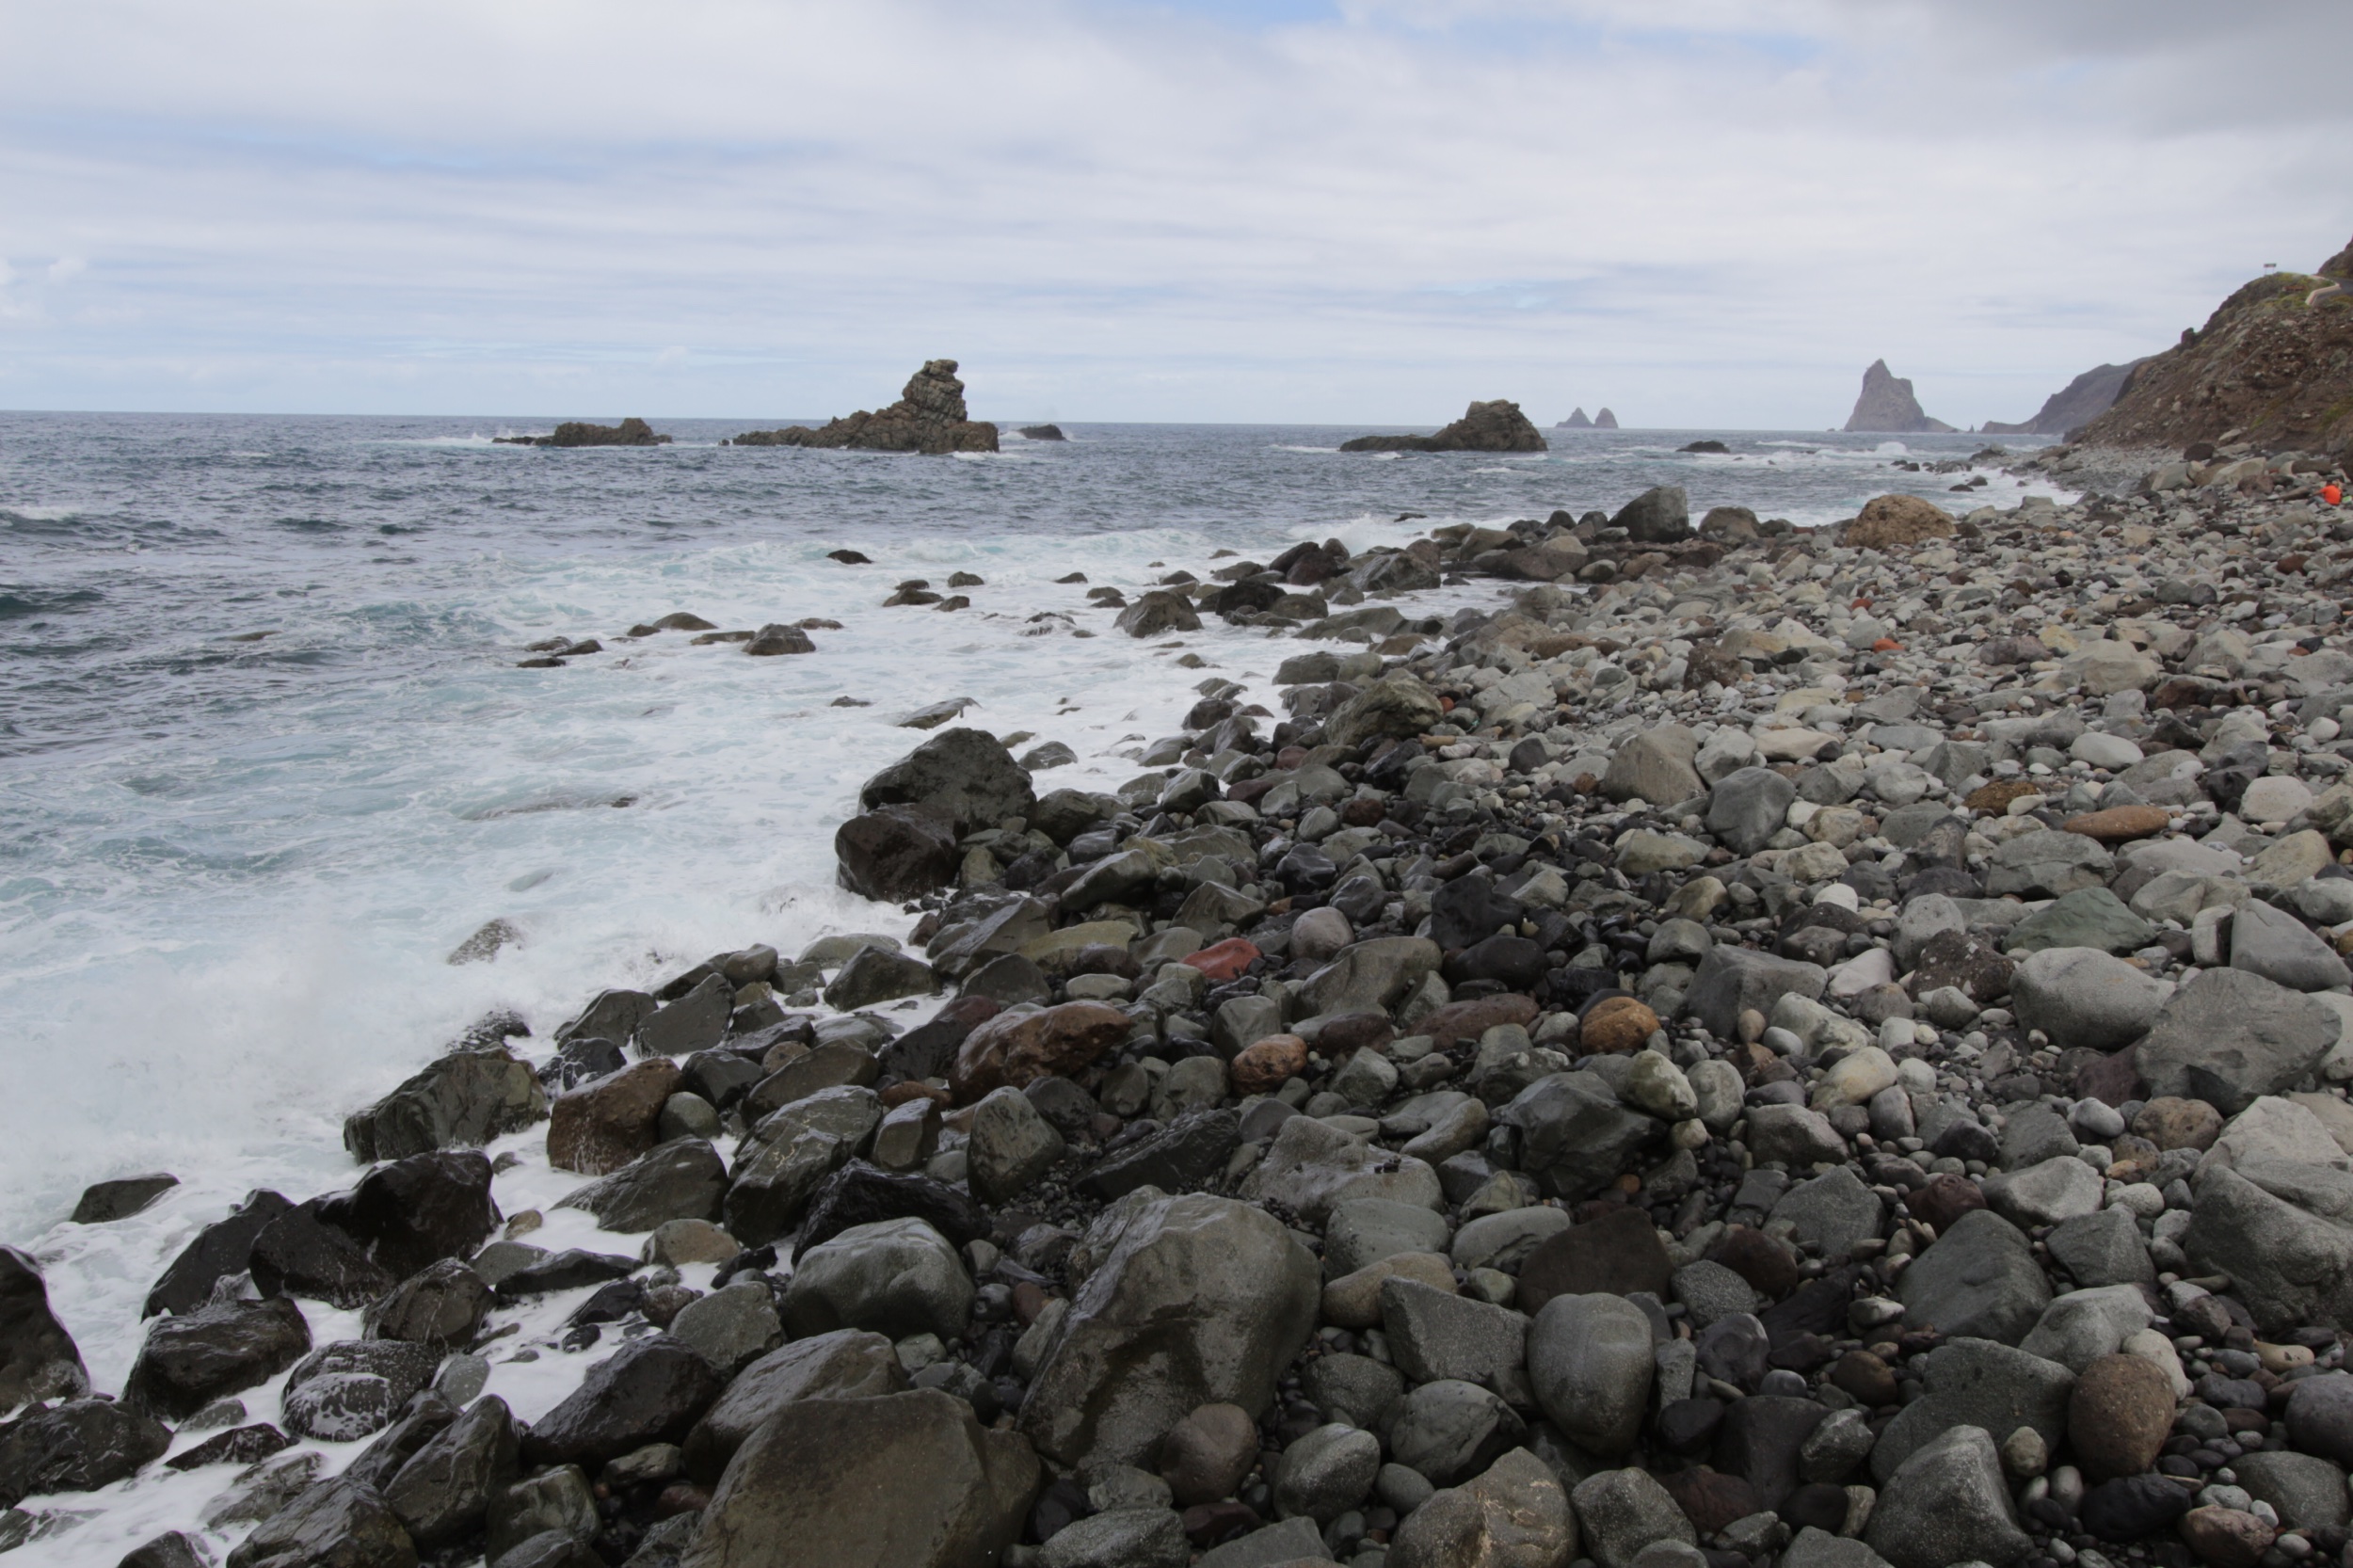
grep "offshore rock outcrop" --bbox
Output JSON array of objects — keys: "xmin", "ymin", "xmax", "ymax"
[
  {"xmin": 2075, "ymin": 234, "xmax": 2353, "ymax": 457},
  {"xmin": 730, "ymin": 360, "xmax": 998, "ymax": 456},
  {"xmin": 1558, "ymin": 408, "xmax": 1594, "ymax": 429},
  {"xmin": 495, "ymin": 419, "xmax": 672, "ymax": 448},
  {"xmin": 1339, "ymin": 399, "xmax": 1547, "ymax": 454},
  {"xmin": 1844, "ymin": 360, "xmax": 1955, "ymax": 434}
]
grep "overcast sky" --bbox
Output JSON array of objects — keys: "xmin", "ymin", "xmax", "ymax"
[{"xmin": 1, "ymin": 0, "xmax": 2346, "ymax": 426}]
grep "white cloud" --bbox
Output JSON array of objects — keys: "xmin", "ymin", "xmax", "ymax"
[{"xmin": 0, "ymin": 0, "xmax": 2345, "ymax": 423}]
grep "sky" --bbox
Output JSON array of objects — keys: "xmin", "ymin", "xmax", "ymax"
[{"xmin": 0, "ymin": 0, "xmax": 2347, "ymax": 427}]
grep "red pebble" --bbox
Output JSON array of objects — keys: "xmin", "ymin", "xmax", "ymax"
[{"xmin": 1186, "ymin": 938, "xmax": 1261, "ymax": 982}]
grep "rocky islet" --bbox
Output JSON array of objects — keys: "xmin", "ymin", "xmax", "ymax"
[{"xmin": 15, "ymin": 438, "xmax": 2353, "ymax": 1568}]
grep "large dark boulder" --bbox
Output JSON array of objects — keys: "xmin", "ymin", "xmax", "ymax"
[
  {"xmin": 1019, "ymin": 1194, "xmax": 1318, "ymax": 1469},
  {"xmin": 1613, "ymin": 485, "xmax": 1691, "ymax": 544},
  {"xmin": 1338, "ymin": 400, "xmax": 1547, "ymax": 454},
  {"xmin": 684, "ymin": 1389, "xmax": 1037, "ymax": 1568},
  {"xmin": 144, "ymin": 1190, "xmax": 294, "ymax": 1318},
  {"xmin": 0, "ymin": 1246, "xmax": 87, "ymax": 1409},
  {"xmin": 522, "ymin": 1335, "xmax": 723, "ymax": 1468},
  {"xmin": 858, "ymin": 728, "xmax": 1035, "ymax": 835},
  {"xmin": 281, "ymin": 1341, "xmax": 446, "ymax": 1442},
  {"xmin": 344, "ymin": 1050, "xmax": 546, "ymax": 1163},
  {"xmin": 793, "ymin": 1162, "xmax": 990, "ymax": 1259},
  {"xmin": 0, "ymin": 1399, "xmax": 171, "ymax": 1509},
  {"xmin": 225, "ymin": 1477, "xmax": 418, "ymax": 1568},
  {"xmin": 552, "ymin": 1139, "xmax": 727, "ymax": 1233},
  {"xmin": 682, "ymin": 1329, "xmax": 909, "ymax": 1482},
  {"xmin": 383, "ymin": 1395, "xmax": 520, "ymax": 1548},
  {"xmin": 123, "ymin": 1294, "xmax": 312, "ymax": 1418},
  {"xmin": 249, "ymin": 1200, "xmax": 399, "ymax": 1310},
  {"xmin": 71, "ymin": 1173, "xmax": 179, "ymax": 1224},
  {"xmin": 329, "ymin": 1151, "xmax": 501, "ymax": 1279},
  {"xmin": 363, "ymin": 1259, "xmax": 493, "ymax": 1347},
  {"xmin": 835, "ymin": 807, "xmax": 961, "ymax": 901}
]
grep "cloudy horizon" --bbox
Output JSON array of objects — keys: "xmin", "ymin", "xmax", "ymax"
[{"xmin": 1, "ymin": 0, "xmax": 2345, "ymax": 428}]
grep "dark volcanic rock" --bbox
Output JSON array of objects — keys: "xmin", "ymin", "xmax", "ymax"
[
  {"xmin": 0, "ymin": 1399, "xmax": 171, "ymax": 1509},
  {"xmin": 523, "ymin": 417, "xmax": 670, "ymax": 448},
  {"xmin": 123, "ymin": 1294, "xmax": 312, "ymax": 1419},
  {"xmin": 145, "ymin": 1189, "xmax": 295, "ymax": 1318},
  {"xmin": 329, "ymin": 1150, "xmax": 501, "ymax": 1278},
  {"xmin": 0, "ymin": 1246, "xmax": 88, "ymax": 1410},
  {"xmin": 71, "ymin": 1173, "xmax": 180, "ymax": 1224},
  {"xmin": 249, "ymin": 1199, "xmax": 399, "ymax": 1310},
  {"xmin": 225, "ymin": 1477, "xmax": 418, "ymax": 1568},
  {"xmin": 730, "ymin": 360, "xmax": 999, "ymax": 456},
  {"xmin": 1338, "ymin": 400, "xmax": 1548, "ymax": 454},
  {"xmin": 858, "ymin": 728, "xmax": 1035, "ymax": 836},
  {"xmin": 795, "ymin": 1162, "xmax": 990, "ymax": 1259},
  {"xmin": 686, "ymin": 1388, "xmax": 1036, "ymax": 1568},
  {"xmin": 344, "ymin": 1051, "xmax": 546, "ymax": 1164},
  {"xmin": 521, "ymin": 1335, "xmax": 723, "ymax": 1467}
]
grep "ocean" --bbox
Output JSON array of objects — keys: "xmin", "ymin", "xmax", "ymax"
[{"xmin": 0, "ymin": 412, "xmax": 2068, "ymax": 1457}]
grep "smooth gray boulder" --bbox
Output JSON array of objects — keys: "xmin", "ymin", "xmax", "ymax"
[
  {"xmin": 1985, "ymin": 830, "xmax": 2113, "ymax": 899},
  {"xmin": 1325, "ymin": 1198, "xmax": 1453, "ymax": 1277},
  {"xmin": 1272, "ymin": 1423, "xmax": 1380, "ymax": 1525},
  {"xmin": 967, "ymin": 1086, "xmax": 1065, "ymax": 1206},
  {"xmin": 1498, "ymin": 1073, "xmax": 1662, "ymax": 1201},
  {"xmin": 1020, "ymin": 1193, "xmax": 1319, "ymax": 1469},
  {"xmin": 2009, "ymin": 948, "xmax": 2171, "ymax": 1051},
  {"xmin": 1601, "ymin": 726, "xmax": 1703, "ymax": 807},
  {"xmin": 1529, "ymin": 1294, "xmax": 1654, "ymax": 1457},
  {"xmin": 1869, "ymin": 1339, "xmax": 2074, "ymax": 1481},
  {"xmin": 2184, "ymin": 1162, "xmax": 2353, "ymax": 1332},
  {"xmin": 1388, "ymin": 1447, "xmax": 1579, "ymax": 1568},
  {"xmin": 1897, "ymin": 1209, "xmax": 2049, "ymax": 1344},
  {"xmin": 2044, "ymin": 1207, "xmax": 2154, "ymax": 1288},
  {"xmin": 1864, "ymin": 1425, "xmax": 2031, "ymax": 1568},
  {"xmin": 1571, "ymin": 1466, "xmax": 1697, "ymax": 1568},
  {"xmin": 553, "ymin": 1139, "xmax": 726, "ymax": 1233},
  {"xmin": 2137, "ymin": 968, "xmax": 2343, "ymax": 1114},
  {"xmin": 1386, "ymin": 1379, "xmax": 1528, "ymax": 1488},
  {"xmin": 680, "ymin": 1388, "xmax": 1036, "ymax": 1568},
  {"xmin": 1380, "ymin": 1278, "xmax": 1528, "ymax": 1390},
  {"xmin": 2233, "ymin": 899, "xmax": 2353, "ymax": 992},
  {"xmin": 1770, "ymin": 1167, "xmax": 1883, "ymax": 1260},
  {"xmin": 682, "ymin": 1329, "xmax": 907, "ymax": 1482},
  {"xmin": 1707, "ymin": 768, "xmax": 1798, "ymax": 856},
  {"xmin": 1683, "ymin": 947, "xmax": 1827, "ymax": 1039},
  {"xmin": 777, "ymin": 1218, "xmax": 972, "ymax": 1342}
]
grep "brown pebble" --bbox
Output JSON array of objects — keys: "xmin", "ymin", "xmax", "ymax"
[
  {"xmin": 2134, "ymin": 1096, "xmax": 2224, "ymax": 1152},
  {"xmin": 2179, "ymin": 1504, "xmax": 2275, "ymax": 1568},
  {"xmin": 1909, "ymin": 1173, "xmax": 1986, "ymax": 1234},
  {"xmin": 1580, "ymin": 996, "xmax": 1661, "ymax": 1054},
  {"xmin": 1230, "ymin": 1034, "xmax": 1309, "ymax": 1094},
  {"xmin": 1965, "ymin": 779, "xmax": 2044, "ymax": 813},
  {"xmin": 2069, "ymin": 1352, "xmax": 2176, "ymax": 1480},
  {"xmin": 2061, "ymin": 805, "xmax": 2171, "ymax": 844}
]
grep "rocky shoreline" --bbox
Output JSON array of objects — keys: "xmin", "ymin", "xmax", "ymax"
[{"xmin": 12, "ymin": 440, "xmax": 2353, "ymax": 1568}]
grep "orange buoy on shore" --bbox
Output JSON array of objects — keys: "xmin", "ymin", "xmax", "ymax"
[{"xmin": 2325, "ymin": 482, "xmax": 2344, "ymax": 506}]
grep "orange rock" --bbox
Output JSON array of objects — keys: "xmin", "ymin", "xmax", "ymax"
[
  {"xmin": 948, "ymin": 1000, "xmax": 1131, "ymax": 1104},
  {"xmin": 1581, "ymin": 996, "xmax": 1661, "ymax": 1054},
  {"xmin": 2062, "ymin": 805, "xmax": 2169, "ymax": 844},
  {"xmin": 549, "ymin": 1059, "xmax": 680, "ymax": 1175},
  {"xmin": 1870, "ymin": 638, "xmax": 1900, "ymax": 652},
  {"xmin": 1231, "ymin": 1033, "xmax": 1309, "ymax": 1094},
  {"xmin": 1186, "ymin": 938, "xmax": 1261, "ymax": 983}
]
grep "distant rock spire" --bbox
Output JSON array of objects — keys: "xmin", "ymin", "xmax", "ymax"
[
  {"xmin": 1593, "ymin": 408, "xmax": 1619, "ymax": 430},
  {"xmin": 1557, "ymin": 408, "xmax": 1594, "ymax": 429},
  {"xmin": 1843, "ymin": 360, "xmax": 1955, "ymax": 434}
]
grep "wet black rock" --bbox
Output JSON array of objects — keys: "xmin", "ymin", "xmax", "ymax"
[
  {"xmin": 520, "ymin": 1335, "xmax": 724, "ymax": 1468},
  {"xmin": 71, "ymin": 1174, "xmax": 180, "ymax": 1224},
  {"xmin": 145, "ymin": 1190, "xmax": 295, "ymax": 1318},
  {"xmin": 123, "ymin": 1294, "xmax": 312, "ymax": 1419},
  {"xmin": 0, "ymin": 1399, "xmax": 171, "ymax": 1509}
]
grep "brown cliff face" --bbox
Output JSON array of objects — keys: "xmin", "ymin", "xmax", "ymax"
[
  {"xmin": 2076, "ymin": 236, "xmax": 2353, "ymax": 456},
  {"xmin": 2080, "ymin": 232, "xmax": 2353, "ymax": 454},
  {"xmin": 732, "ymin": 360, "xmax": 999, "ymax": 455},
  {"xmin": 1338, "ymin": 398, "xmax": 1547, "ymax": 453}
]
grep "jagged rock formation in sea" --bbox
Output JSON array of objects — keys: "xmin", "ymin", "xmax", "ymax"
[
  {"xmin": 1339, "ymin": 399, "xmax": 1548, "ymax": 454},
  {"xmin": 2075, "ymin": 233, "xmax": 2353, "ymax": 456},
  {"xmin": 1593, "ymin": 408, "xmax": 1619, "ymax": 429},
  {"xmin": 731, "ymin": 360, "xmax": 999, "ymax": 456},
  {"xmin": 1843, "ymin": 360, "xmax": 1955, "ymax": 434},
  {"xmin": 1982, "ymin": 360, "xmax": 2152, "ymax": 439},
  {"xmin": 1557, "ymin": 408, "xmax": 1594, "ymax": 429},
  {"xmin": 494, "ymin": 419, "xmax": 671, "ymax": 448}
]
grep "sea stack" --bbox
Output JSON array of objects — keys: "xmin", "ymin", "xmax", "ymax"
[
  {"xmin": 731, "ymin": 360, "xmax": 999, "ymax": 455},
  {"xmin": 1843, "ymin": 360, "xmax": 1955, "ymax": 433},
  {"xmin": 1593, "ymin": 408, "xmax": 1619, "ymax": 429},
  {"xmin": 1557, "ymin": 408, "xmax": 1594, "ymax": 429}
]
